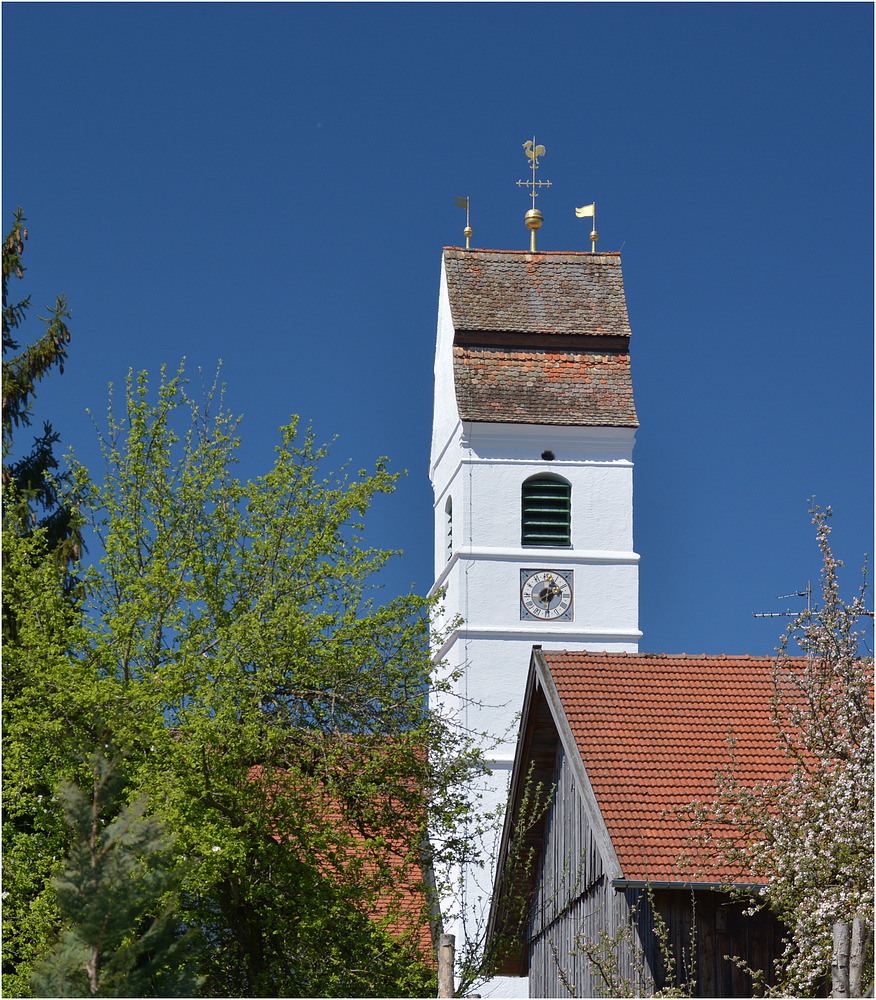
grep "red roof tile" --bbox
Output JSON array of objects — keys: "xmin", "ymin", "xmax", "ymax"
[
  {"xmin": 251, "ymin": 765, "xmax": 435, "ymax": 959},
  {"xmin": 542, "ymin": 651, "xmax": 801, "ymax": 882}
]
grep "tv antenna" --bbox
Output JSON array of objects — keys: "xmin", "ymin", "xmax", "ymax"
[{"xmin": 752, "ymin": 581, "xmax": 813, "ymax": 620}]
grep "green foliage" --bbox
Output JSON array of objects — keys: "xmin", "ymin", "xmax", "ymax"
[
  {"xmin": 2, "ymin": 212, "xmax": 87, "ymax": 989},
  {"xmin": 1, "ymin": 520, "xmax": 93, "ymax": 996},
  {"xmin": 6, "ymin": 364, "xmax": 487, "ymax": 997},
  {"xmin": 30, "ymin": 750, "xmax": 200, "ymax": 997}
]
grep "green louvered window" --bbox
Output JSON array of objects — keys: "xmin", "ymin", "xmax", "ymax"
[{"xmin": 521, "ymin": 476, "xmax": 571, "ymax": 547}]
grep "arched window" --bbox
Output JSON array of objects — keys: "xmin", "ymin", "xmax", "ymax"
[
  {"xmin": 521, "ymin": 475, "xmax": 571, "ymax": 547},
  {"xmin": 445, "ymin": 496, "xmax": 453, "ymax": 562}
]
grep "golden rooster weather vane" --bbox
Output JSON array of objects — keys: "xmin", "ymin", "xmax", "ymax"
[{"xmin": 517, "ymin": 137, "xmax": 551, "ymax": 251}]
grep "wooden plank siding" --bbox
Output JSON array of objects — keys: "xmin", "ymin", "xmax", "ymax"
[
  {"xmin": 646, "ymin": 889, "xmax": 785, "ymax": 997},
  {"xmin": 528, "ymin": 741, "xmax": 654, "ymax": 997}
]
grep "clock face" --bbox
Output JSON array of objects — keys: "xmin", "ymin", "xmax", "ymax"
[{"xmin": 520, "ymin": 569, "xmax": 574, "ymax": 621}]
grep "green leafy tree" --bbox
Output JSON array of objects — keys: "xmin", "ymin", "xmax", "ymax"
[
  {"xmin": 2, "ymin": 207, "xmax": 82, "ymax": 602},
  {"xmin": 31, "ymin": 750, "xmax": 200, "ymax": 998},
  {"xmin": 683, "ymin": 506, "xmax": 873, "ymax": 996},
  {"xmin": 8, "ymin": 364, "xmax": 488, "ymax": 997},
  {"xmin": 2, "ymin": 510, "xmax": 97, "ymax": 995}
]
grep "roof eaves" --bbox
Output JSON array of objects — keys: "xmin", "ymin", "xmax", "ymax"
[
  {"xmin": 484, "ymin": 650, "xmax": 545, "ymax": 959},
  {"xmin": 611, "ymin": 879, "xmax": 766, "ymax": 891}
]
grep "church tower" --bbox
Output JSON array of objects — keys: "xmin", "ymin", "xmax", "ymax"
[{"xmin": 429, "ymin": 245, "xmax": 640, "ymax": 990}]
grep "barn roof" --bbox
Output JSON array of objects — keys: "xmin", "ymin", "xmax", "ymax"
[
  {"xmin": 443, "ymin": 248, "xmax": 638, "ymax": 427},
  {"xmin": 541, "ymin": 650, "xmax": 796, "ymax": 882},
  {"xmin": 484, "ymin": 649, "xmax": 804, "ymax": 978}
]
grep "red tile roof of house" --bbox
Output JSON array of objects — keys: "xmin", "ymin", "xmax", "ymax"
[
  {"xmin": 542, "ymin": 650, "xmax": 801, "ymax": 882},
  {"xmin": 252, "ymin": 765, "xmax": 436, "ymax": 960},
  {"xmin": 444, "ymin": 248, "xmax": 638, "ymax": 427}
]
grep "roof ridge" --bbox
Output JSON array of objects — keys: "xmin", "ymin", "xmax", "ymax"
[{"xmin": 443, "ymin": 246, "xmax": 621, "ymax": 257}]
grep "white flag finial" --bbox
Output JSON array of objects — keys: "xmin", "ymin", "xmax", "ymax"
[{"xmin": 575, "ymin": 203, "xmax": 598, "ymax": 251}]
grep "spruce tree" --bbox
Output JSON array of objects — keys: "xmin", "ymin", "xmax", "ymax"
[
  {"xmin": 30, "ymin": 750, "xmax": 201, "ymax": 998},
  {"xmin": 2, "ymin": 207, "xmax": 83, "ymax": 623}
]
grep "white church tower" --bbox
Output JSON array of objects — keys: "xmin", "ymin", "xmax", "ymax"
[{"xmin": 429, "ymin": 245, "xmax": 640, "ymax": 994}]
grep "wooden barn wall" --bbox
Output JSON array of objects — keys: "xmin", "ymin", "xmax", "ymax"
[
  {"xmin": 648, "ymin": 889, "xmax": 785, "ymax": 997},
  {"xmin": 527, "ymin": 742, "xmax": 655, "ymax": 998},
  {"xmin": 525, "ymin": 744, "xmax": 785, "ymax": 997}
]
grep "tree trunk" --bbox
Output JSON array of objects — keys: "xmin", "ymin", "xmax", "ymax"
[
  {"xmin": 833, "ymin": 921, "xmax": 851, "ymax": 998},
  {"xmin": 849, "ymin": 914, "xmax": 871, "ymax": 998},
  {"xmin": 437, "ymin": 932, "xmax": 455, "ymax": 998}
]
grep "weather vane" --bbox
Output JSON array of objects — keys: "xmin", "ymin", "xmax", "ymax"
[
  {"xmin": 454, "ymin": 196, "xmax": 472, "ymax": 249},
  {"xmin": 517, "ymin": 138, "xmax": 550, "ymax": 251}
]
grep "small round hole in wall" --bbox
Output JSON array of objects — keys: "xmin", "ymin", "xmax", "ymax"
[{"xmin": 541, "ymin": 450, "xmax": 555, "ymax": 461}]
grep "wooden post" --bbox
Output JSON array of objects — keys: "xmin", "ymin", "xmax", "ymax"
[
  {"xmin": 832, "ymin": 921, "xmax": 851, "ymax": 997},
  {"xmin": 437, "ymin": 932, "xmax": 455, "ymax": 998}
]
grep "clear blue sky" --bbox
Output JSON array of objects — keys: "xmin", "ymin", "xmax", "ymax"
[{"xmin": 4, "ymin": 2, "xmax": 872, "ymax": 656}]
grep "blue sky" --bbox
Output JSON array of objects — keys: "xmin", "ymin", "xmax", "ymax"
[{"xmin": 3, "ymin": 2, "xmax": 872, "ymax": 656}]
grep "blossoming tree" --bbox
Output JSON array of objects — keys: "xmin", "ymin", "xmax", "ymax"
[{"xmin": 685, "ymin": 506, "xmax": 873, "ymax": 996}]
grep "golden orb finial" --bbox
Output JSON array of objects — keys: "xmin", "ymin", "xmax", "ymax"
[{"xmin": 525, "ymin": 208, "xmax": 543, "ymax": 252}]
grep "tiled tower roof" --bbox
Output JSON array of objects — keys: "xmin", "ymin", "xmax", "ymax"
[
  {"xmin": 444, "ymin": 248, "xmax": 638, "ymax": 427},
  {"xmin": 443, "ymin": 248, "xmax": 632, "ymax": 336}
]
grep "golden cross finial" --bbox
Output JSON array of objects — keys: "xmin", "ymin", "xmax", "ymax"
[
  {"xmin": 517, "ymin": 138, "xmax": 551, "ymax": 209},
  {"xmin": 517, "ymin": 137, "xmax": 550, "ymax": 251}
]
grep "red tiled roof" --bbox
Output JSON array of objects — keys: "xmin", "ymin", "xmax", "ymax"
[
  {"xmin": 452, "ymin": 344, "xmax": 637, "ymax": 426},
  {"xmin": 252, "ymin": 765, "xmax": 435, "ymax": 959},
  {"xmin": 543, "ymin": 651, "xmax": 800, "ymax": 882},
  {"xmin": 443, "ymin": 248, "xmax": 638, "ymax": 427},
  {"xmin": 318, "ymin": 796, "xmax": 435, "ymax": 959},
  {"xmin": 443, "ymin": 248, "xmax": 631, "ymax": 337}
]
